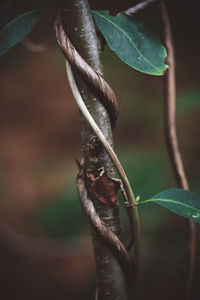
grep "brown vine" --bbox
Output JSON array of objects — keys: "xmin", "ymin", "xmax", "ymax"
[
  {"xmin": 55, "ymin": 12, "xmax": 118, "ymax": 129},
  {"xmin": 76, "ymin": 160, "xmax": 132, "ymax": 283},
  {"xmin": 160, "ymin": 2, "xmax": 196, "ymax": 299}
]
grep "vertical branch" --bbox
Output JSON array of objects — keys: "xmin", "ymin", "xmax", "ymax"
[
  {"xmin": 58, "ymin": 0, "xmax": 140, "ymax": 299},
  {"xmin": 160, "ymin": 2, "xmax": 196, "ymax": 299}
]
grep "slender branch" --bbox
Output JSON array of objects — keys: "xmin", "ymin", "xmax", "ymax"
[
  {"xmin": 124, "ymin": 0, "xmax": 160, "ymax": 16},
  {"xmin": 160, "ymin": 2, "xmax": 196, "ymax": 299},
  {"xmin": 161, "ymin": 1, "xmax": 188, "ymax": 189},
  {"xmin": 21, "ymin": 38, "xmax": 48, "ymax": 53}
]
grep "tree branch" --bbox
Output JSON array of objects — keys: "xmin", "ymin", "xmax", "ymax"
[
  {"xmin": 21, "ymin": 38, "xmax": 48, "ymax": 53},
  {"xmin": 124, "ymin": 0, "xmax": 160, "ymax": 16},
  {"xmin": 57, "ymin": 0, "xmax": 141, "ymax": 298}
]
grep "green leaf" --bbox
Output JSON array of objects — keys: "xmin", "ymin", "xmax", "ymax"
[
  {"xmin": 92, "ymin": 10, "xmax": 168, "ymax": 75},
  {"xmin": 0, "ymin": 4, "xmax": 49, "ymax": 56},
  {"xmin": 137, "ymin": 188, "xmax": 200, "ymax": 224}
]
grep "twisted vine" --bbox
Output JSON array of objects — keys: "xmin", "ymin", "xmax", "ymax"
[
  {"xmin": 76, "ymin": 160, "xmax": 131, "ymax": 282},
  {"xmin": 55, "ymin": 10, "xmax": 140, "ymax": 287},
  {"xmin": 55, "ymin": 13, "xmax": 118, "ymax": 129}
]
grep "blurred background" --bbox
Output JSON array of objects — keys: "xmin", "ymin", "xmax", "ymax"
[{"xmin": 0, "ymin": 0, "xmax": 200, "ymax": 299}]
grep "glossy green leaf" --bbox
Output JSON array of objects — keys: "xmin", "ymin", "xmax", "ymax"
[
  {"xmin": 137, "ymin": 188, "xmax": 200, "ymax": 224},
  {"xmin": 0, "ymin": 4, "xmax": 48, "ymax": 56},
  {"xmin": 92, "ymin": 10, "xmax": 168, "ymax": 75}
]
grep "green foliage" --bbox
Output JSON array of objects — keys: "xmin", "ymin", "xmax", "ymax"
[
  {"xmin": 119, "ymin": 150, "xmax": 174, "ymax": 199},
  {"xmin": 177, "ymin": 90, "xmax": 200, "ymax": 114},
  {"xmin": 35, "ymin": 183, "xmax": 86, "ymax": 239},
  {"xmin": 92, "ymin": 10, "xmax": 168, "ymax": 75},
  {"xmin": 0, "ymin": 4, "xmax": 49, "ymax": 56},
  {"xmin": 138, "ymin": 188, "xmax": 200, "ymax": 224}
]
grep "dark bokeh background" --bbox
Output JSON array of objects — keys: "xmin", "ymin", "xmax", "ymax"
[{"xmin": 0, "ymin": 1, "xmax": 200, "ymax": 299}]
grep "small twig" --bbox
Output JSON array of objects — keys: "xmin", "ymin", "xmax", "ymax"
[
  {"xmin": 124, "ymin": 0, "xmax": 160, "ymax": 16},
  {"xmin": 21, "ymin": 38, "xmax": 48, "ymax": 53},
  {"xmin": 160, "ymin": 2, "xmax": 196, "ymax": 299},
  {"xmin": 66, "ymin": 59, "xmax": 141, "ymax": 274}
]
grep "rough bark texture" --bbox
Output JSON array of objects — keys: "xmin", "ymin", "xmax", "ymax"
[{"xmin": 60, "ymin": 0, "xmax": 127, "ymax": 299}]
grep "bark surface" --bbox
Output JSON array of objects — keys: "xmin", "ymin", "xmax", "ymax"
[{"xmin": 60, "ymin": 0, "xmax": 128, "ymax": 299}]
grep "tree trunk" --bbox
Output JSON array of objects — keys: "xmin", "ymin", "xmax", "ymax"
[{"xmin": 60, "ymin": 0, "xmax": 128, "ymax": 299}]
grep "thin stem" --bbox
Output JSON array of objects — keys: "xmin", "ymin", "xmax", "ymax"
[
  {"xmin": 21, "ymin": 38, "xmax": 48, "ymax": 53},
  {"xmin": 124, "ymin": 0, "xmax": 160, "ymax": 16},
  {"xmin": 160, "ymin": 1, "xmax": 195, "ymax": 299}
]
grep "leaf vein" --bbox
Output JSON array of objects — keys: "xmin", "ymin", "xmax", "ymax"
[
  {"xmin": 1, "ymin": 6, "xmax": 47, "ymax": 34},
  {"xmin": 138, "ymin": 198, "xmax": 200, "ymax": 212},
  {"xmin": 93, "ymin": 10, "xmax": 163, "ymax": 73}
]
